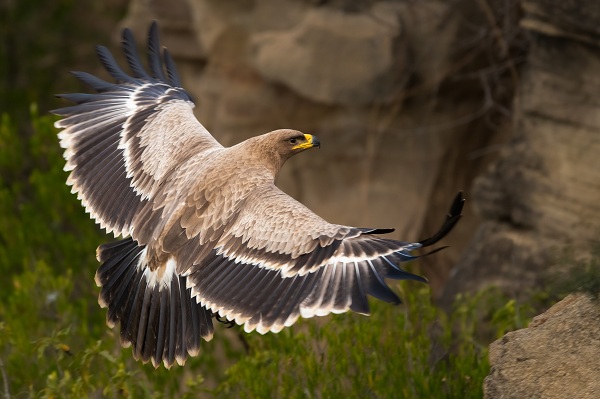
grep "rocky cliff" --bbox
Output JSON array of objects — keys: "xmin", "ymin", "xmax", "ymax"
[{"xmin": 442, "ymin": 0, "xmax": 600, "ymax": 303}]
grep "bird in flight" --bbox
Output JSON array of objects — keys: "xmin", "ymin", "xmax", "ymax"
[{"xmin": 53, "ymin": 22, "xmax": 464, "ymax": 368}]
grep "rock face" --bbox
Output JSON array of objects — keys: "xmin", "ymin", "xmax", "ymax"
[
  {"xmin": 485, "ymin": 294, "xmax": 600, "ymax": 399},
  {"xmin": 441, "ymin": 0, "xmax": 600, "ymax": 302},
  {"xmin": 250, "ymin": 5, "xmax": 406, "ymax": 105}
]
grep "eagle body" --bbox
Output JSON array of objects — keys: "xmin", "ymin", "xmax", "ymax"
[{"xmin": 54, "ymin": 22, "xmax": 464, "ymax": 368}]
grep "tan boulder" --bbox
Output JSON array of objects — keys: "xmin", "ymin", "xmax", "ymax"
[{"xmin": 485, "ymin": 294, "xmax": 600, "ymax": 399}]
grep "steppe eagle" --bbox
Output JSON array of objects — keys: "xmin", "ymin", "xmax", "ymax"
[{"xmin": 53, "ymin": 22, "xmax": 464, "ymax": 368}]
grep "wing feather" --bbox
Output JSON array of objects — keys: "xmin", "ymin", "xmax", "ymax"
[
  {"xmin": 163, "ymin": 48, "xmax": 182, "ymax": 87},
  {"xmin": 53, "ymin": 21, "xmax": 222, "ymax": 239},
  {"xmin": 96, "ymin": 45, "xmax": 140, "ymax": 84},
  {"xmin": 121, "ymin": 28, "xmax": 152, "ymax": 80},
  {"xmin": 183, "ymin": 238, "xmax": 425, "ymax": 334},
  {"xmin": 147, "ymin": 22, "xmax": 167, "ymax": 81},
  {"xmin": 70, "ymin": 71, "xmax": 115, "ymax": 92}
]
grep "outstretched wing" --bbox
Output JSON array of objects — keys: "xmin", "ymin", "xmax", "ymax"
[
  {"xmin": 95, "ymin": 162, "xmax": 463, "ymax": 368},
  {"xmin": 162, "ymin": 185, "xmax": 465, "ymax": 335},
  {"xmin": 53, "ymin": 22, "xmax": 222, "ymax": 238}
]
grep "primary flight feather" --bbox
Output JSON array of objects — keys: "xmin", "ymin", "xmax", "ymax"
[{"xmin": 53, "ymin": 22, "xmax": 464, "ymax": 368}]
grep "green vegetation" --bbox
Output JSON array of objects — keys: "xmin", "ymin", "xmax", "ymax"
[
  {"xmin": 0, "ymin": 111, "xmax": 541, "ymax": 398},
  {"xmin": 215, "ymin": 286, "xmax": 535, "ymax": 399},
  {"xmin": 0, "ymin": 1, "xmax": 127, "ymax": 123}
]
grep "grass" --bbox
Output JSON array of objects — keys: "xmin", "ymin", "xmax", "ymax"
[{"xmin": 214, "ymin": 285, "xmax": 515, "ymax": 399}]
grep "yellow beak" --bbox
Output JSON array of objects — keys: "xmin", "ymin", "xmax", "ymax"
[{"xmin": 292, "ymin": 134, "xmax": 321, "ymax": 150}]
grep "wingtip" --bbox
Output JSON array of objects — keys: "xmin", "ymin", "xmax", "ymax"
[
  {"xmin": 418, "ymin": 191, "xmax": 465, "ymax": 247},
  {"xmin": 450, "ymin": 191, "xmax": 466, "ymax": 217},
  {"xmin": 148, "ymin": 20, "xmax": 160, "ymax": 46},
  {"xmin": 95, "ymin": 44, "xmax": 107, "ymax": 56},
  {"xmin": 121, "ymin": 26, "xmax": 135, "ymax": 45}
]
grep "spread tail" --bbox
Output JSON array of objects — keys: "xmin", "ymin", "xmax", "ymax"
[{"xmin": 95, "ymin": 238, "xmax": 214, "ymax": 368}]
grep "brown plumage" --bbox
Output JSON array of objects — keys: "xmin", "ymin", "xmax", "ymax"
[{"xmin": 53, "ymin": 22, "xmax": 464, "ymax": 368}]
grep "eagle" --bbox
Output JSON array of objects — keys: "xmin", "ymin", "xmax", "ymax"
[{"xmin": 53, "ymin": 22, "xmax": 464, "ymax": 368}]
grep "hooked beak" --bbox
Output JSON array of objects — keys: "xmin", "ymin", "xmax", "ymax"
[
  {"xmin": 293, "ymin": 134, "xmax": 321, "ymax": 150},
  {"xmin": 310, "ymin": 134, "xmax": 321, "ymax": 149}
]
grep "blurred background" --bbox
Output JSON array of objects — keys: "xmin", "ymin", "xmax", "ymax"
[{"xmin": 1, "ymin": 0, "xmax": 599, "ymax": 397}]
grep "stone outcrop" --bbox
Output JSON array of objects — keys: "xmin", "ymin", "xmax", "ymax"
[
  {"xmin": 441, "ymin": 0, "xmax": 600, "ymax": 302},
  {"xmin": 250, "ymin": 5, "xmax": 406, "ymax": 105},
  {"xmin": 485, "ymin": 294, "xmax": 600, "ymax": 399}
]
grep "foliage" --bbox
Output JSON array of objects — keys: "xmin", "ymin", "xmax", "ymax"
[
  {"xmin": 0, "ymin": 111, "xmax": 538, "ymax": 398},
  {"xmin": 0, "ymin": 0, "xmax": 127, "ymax": 123},
  {"xmin": 214, "ymin": 286, "xmax": 534, "ymax": 399}
]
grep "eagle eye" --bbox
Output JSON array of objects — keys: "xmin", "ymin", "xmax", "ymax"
[{"xmin": 288, "ymin": 138, "xmax": 298, "ymax": 145}]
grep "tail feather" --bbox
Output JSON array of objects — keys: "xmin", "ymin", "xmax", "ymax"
[
  {"xmin": 155, "ymin": 288, "xmax": 169, "ymax": 364},
  {"xmin": 105, "ymin": 264, "xmax": 139, "ymax": 328},
  {"xmin": 137, "ymin": 283, "xmax": 157, "ymax": 361},
  {"xmin": 95, "ymin": 238, "xmax": 214, "ymax": 368}
]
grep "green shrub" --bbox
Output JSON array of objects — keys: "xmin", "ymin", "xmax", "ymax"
[
  {"xmin": 214, "ymin": 285, "xmax": 534, "ymax": 399},
  {"xmin": 0, "ymin": 1, "xmax": 127, "ymax": 123}
]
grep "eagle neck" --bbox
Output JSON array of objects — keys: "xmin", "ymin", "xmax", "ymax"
[{"xmin": 236, "ymin": 137, "xmax": 286, "ymax": 182}]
